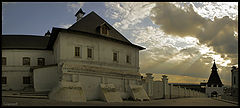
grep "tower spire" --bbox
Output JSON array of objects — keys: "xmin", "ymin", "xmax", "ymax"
[{"xmin": 212, "ymin": 59, "xmax": 217, "ymax": 70}]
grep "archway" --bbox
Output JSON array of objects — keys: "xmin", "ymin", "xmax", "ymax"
[{"xmin": 211, "ymin": 91, "xmax": 218, "ymax": 97}]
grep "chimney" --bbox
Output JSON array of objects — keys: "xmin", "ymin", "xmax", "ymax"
[
  {"xmin": 75, "ymin": 8, "xmax": 85, "ymax": 22},
  {"xmin": 45, "ymin": 30, "xmax": 51, "ymax": 37}
]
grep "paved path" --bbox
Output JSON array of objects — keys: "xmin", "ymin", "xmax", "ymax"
[{"xmin": 2, "ymin": 97, "xmax": 237, "ymax": 106}]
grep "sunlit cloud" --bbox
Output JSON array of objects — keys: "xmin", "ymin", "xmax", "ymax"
[
  {"xmin": 59, "ymin": 24, "xmax": 72, "ymax": 29},
  {"xmin": 67, "ymin": 2, "xmax": 85, "ymax": 13},
  {"xmin": 104, "ymin": 2, "xmax": 237, "ymax": 86},
  {"xmin": 105, "ymin": 2, "xmax": 155, "ymax": 30}
]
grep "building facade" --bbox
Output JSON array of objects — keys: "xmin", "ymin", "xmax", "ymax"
[
  {"xmin": 2, "ymin": 8, "xmax": 207, "ymax": 102},
  {"xmin": 2, "ymin": 8, "xmax": 147, "ymax": 102}
]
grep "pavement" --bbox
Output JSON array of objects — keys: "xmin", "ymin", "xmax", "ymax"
[
  {"xmin": 2, "ymin": 91, "xmax": 238, "ymax": 106},
  {"xmin": 2, "ymin": 91, "xmax": 48, "ymax": 99},
  {"xmin": 211, "ymin": 97, "xmax": 238, "ymax": 105},
  {"xmin": 2, "ymin": 97, "xmax": 238, "ymax": 106}
]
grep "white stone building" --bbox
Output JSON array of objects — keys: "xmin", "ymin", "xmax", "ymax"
[
  {"xmin": 2, "ymin": 8, "xmax": 207, "ymax": 102},
  {"xmin": 205, "ymin": 60, "xmax": 224, "ymax": 97},
  {"xmin": 2, "ymin": 8, "xmax": 147, "ymax": 102}
]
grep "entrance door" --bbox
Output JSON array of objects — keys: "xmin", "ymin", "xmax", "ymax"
[{"xmin": 211, "ymin": 91, "xmax": 218, "ymax": 97}]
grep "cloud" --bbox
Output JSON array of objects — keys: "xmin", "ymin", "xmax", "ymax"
[
  {"xmin": 67, "ymin": 2, "xmax": 85, "ymax": 12},
  {"xmin": 59, "ymin": 24, "xmax": 72, "ymax": 29},
  {"xmin": 192, "ymin": 2, "xmax": 238, "ymax": 21},
  {"xmin": 150, "ymin": 2, "xmax": 238, "ymax": 67},
  {"xmin": 104, "ymin": 2, "xmax": 236, "ymax": 85},
  {"xmin": 105, "ymin": 2, "xmax": 155, "ymax": 30}
]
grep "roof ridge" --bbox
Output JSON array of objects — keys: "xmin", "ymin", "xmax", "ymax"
[{"xmin": 68, "ymin": 11, "xmax": 132, "ymax": 44}]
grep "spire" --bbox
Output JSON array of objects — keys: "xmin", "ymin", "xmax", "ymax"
[
  {"xmin": 207, "ymin": 59, "xmax": 223, "ymax": 87},
  {"xmin": 75, "ymin": 8, "xmax": 85, "ymax": 21},
  {"xmin": 211, "ymin": 59, "xmax": 217, "ymax": 70}
]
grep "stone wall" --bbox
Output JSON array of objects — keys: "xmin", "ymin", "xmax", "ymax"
[
  {"xmin": 142, "ymin": 74, "xmax": 207, "ymax": 100},
  {"xmin": 33, "ymin": 65, "xmax": 58, "ymax": 92}
]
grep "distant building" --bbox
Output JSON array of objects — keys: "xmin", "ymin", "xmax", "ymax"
[
  {"xmin": 231, "ymin": 66, "xmax": 238, "ymax": 97},
  {"xmin": 205, "ymin": 60, "xmax": 224, "ymax": 97}
]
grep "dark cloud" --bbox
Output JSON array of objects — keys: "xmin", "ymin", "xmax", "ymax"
[
  {"xmin": 150, "ymin": 2, "xmax": 238, "ymax": 66},
  {"xmin": 150, "ymin": 3, "xmax": 205, "ymax": 37}
]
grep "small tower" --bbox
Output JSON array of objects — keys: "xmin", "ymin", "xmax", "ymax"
[
  {"xmin": 207, "ymin": 60, "xmax": 223, "ymax": 87},
  {"xmin": 44, "ymin": 30, "xmax": 51, "ymax": 37},
  {"xmin": 75, "ymin": 8, "xmax": 85, "ymax": 22},
  {"xmin": 205, "ymin": 60, "xmax": 224, "ymax": 97}
]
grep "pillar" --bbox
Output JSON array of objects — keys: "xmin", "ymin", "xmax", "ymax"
[
  {"xmin": 162, "ymin": 75, "xmax": 168, "ymax": 99},
  {"xmin": 146, "ymin": 73, "xmax": 154, "ymax": 98}
]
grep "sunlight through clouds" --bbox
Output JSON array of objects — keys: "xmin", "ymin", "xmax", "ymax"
[{"xmin": 104, "ymin": 2, "xmax": 237, "ymax": 85}]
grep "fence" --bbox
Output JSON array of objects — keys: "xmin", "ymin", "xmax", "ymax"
[{"xmin": 142, "ymin": 73, "xmax": 207, "ymax": 100}]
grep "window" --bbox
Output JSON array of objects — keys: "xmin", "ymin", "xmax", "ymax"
[
  {"xmin": 75, "ymin": 47, "xmax": 81, "ymax": 57},
  {"xmin": 23, "ymin": 77, "xmax": 31, "ymax": 84},
  {"xmin": 23, "ymin": 57, "xmax": 30, "ymax": 66},
  {"xmin": 2, "ymin": 57, "xmax": 6, "ymax": 65},
  {"xmin": 100, "ymin": 24, "xmax": 109, "ymax": 35},
  {"xmin": 113, "ymin": 52, "xmax": 118, "ymax": 62},
  {"xmin": 37, "ymin": 58, "xmax": 45, "ymax": 66},
  {"xmin": 87, "ymin": 48, "xmax": 93, "ymax": 59},
  {"xmin": 126, "ymin": 55, "xmax": 131, "ymax": 64},
  {"xmin": 2, "ymin": 77, "xmax": 7, "ymax": 84},
  {"xmin": 101, "ymin": 26, "xmax": 108, "ymax": 35}
]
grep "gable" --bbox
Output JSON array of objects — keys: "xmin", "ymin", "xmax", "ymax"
[{"xmin": 68, "ymin": 11, "xmax": 131, "ymax": 44}]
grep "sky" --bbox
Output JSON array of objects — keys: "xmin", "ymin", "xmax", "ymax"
[{"xmin": 2, "ymin": 2, "xmax": 238, "ymax": 86}]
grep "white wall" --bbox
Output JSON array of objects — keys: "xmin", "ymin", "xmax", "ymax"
[
  {"xmin": 56, "ymin": 32, "xmax": 140, "ymax": 69},
  {"xmin": 2, "ymin": 49, "xmax": 54, "ymax": 66},
  {"xmin": 2, "ymin": 69, "xmax": 31, "ymax": 90},
  {"xmin": 206, "ymin": 86, "xmax": 223, "ymax": 96},
  {"xmin": 153, "ymin": 81, "xmax": 163, "ymax": 99},
  {"xmin": 2, "ymin": 49, "xmax": 55, "ymax": 91},
  {"xmin": 33, "ymin": 66, "xmax": 58, "ymax": 92},
  {"xmin": 78, "ymin": 74, "xmax": 102, "ymax": 100}
]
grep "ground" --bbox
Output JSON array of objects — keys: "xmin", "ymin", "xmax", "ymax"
[{"xmin": 2, "ymin": 97, "xmax": 238, "ymax": 106}]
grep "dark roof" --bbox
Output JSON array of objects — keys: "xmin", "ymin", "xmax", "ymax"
[
  {"xmin": 47, "ymin": 27, "xmax": 145, "ymax": 50},
  {"xmin": 69, "ymin": 11, "xmax": 132, "ymax": 44},
  {"xmin": 2, "ymin": 35, "xmax": 49, "ymax": 50},
  {"xmin": 207, "ymin": 61, "xmax": 223, "ymax": 86},
  {"xmin": 75, "ymin": 8, "xmax": 85, "ymax": 16},
  {"xmin": 45, "ymin": 30, "xmax": 51, "ymax": 36}
]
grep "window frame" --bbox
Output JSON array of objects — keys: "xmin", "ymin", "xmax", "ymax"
[
  {"xmin": 2, "ymin": 57, "xmax": 6, "ymax": 65},
  {"xmin": 74, "ymin": 46, "xmax": 82, "ymax": 58},
  {"xmin": 23, "ymin": 76, "xmax": 31, "ymax": 84},
  {"xmin": 100, "ymin": 24, "xmax": 109, "ymax": 36},
  {"xmin": 23, "ymin": 57, "xmax": 30, "ymax": 66},
  {"xmin": 87, "ymin": 47, "xmax": 94, "ymax": 59},
  {"xmin": 113, "ymin": 51, "xmax": 119, "ymax": 62},
  {"xmin": 37, "ymin": 58, "xmax": 45, "ymax": 66},
  {"xmin": 126, "ymin": 55, "xmax": 131, "ymax": 64}
]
